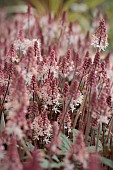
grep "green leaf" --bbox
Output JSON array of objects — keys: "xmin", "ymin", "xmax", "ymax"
[
  {"xmin": 26, "ymin": 141, "xmax": 34, "ymax": 152},
  {"xmin": 86, "ymin": 146, "xmax": 96, "ymax": 152},
  {"xmin": 41, "ymin": 158, "xmax": 63, "ymax": 169},
  {"xmin": 59, "ymin": 133, "xmax": 72, "ymax": 155},
  {"xmin": 73, "ymin": 129, "xmax": 79, "ymax": 142},
  {"xmin": 60, "ymin": 133, "xmax": 72, "ymax": 150},
  {"xmin": 87, "ymin": 140, "xmax": 102, "ymax": 152},
  {"xmin": 30, "ymin": 0, "xmax": 45, "ymax": 14},
  {"xmin": 98, "ymin": 140, "xmax": 102, "ymax": 151},
  {"xmin": 41, "ymin": 159, "xmax": 50, "ymax": 169},
  {"xmin": 49, "ymin": 0, "xmax": 63, "ymax": 13},
  {"xmin": 88, "ymin": 143, "xmax": 102, "ymax": 152},
  {"xmin": 86, "ymin": 0, "xmax": 105, "ymax": 8},
  {"xmin": 101, "ymin": 157, "xmax": 113, "ymax": 169},
  {"xmin": 70, "ymin": 3, "xmax": 88, "ymax": 13},
  {"xmin": 52, "ymin": 155, "xmax": 60, "ymax": 162},
  {"xmin": 50, "ymin": 162, "xmax": 63, "ymax": 168},
  {"xmin": 4, "ymin": 5, "xmax": 28, "ymax": 14},
  {"xmin": 60, "ymin": 133, "xmax": 72, "ymax": 147},
  {"xmin": 62, "ymin": 0, "xmax": 77, "ymax": 11},
  {"xmin": 67, "ymin": 13, "xmax": 90, "ymax": 32}
]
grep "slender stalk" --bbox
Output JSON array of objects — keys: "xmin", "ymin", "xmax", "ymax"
[
  {"xmin": 57, "ymin": 25, "xmax": 66, "ymax": 44},
  {"xmin": 58, "ymin": 68, "xmax": 77, "ymax": 135},
  {"xmin": 84, "ymin": 88, "xmax": 91, "ymax": 145},
  {"xmin": 73, "ymin": 94, "xmax": 87, "ymax": 128},
  {"xmin": 96, "ymin": 123, "xmax": 100, "ymax": 151},
  {"xmin": 90, "ymin": 128, "xmax": 95, "ymax": 145},
  {"xmin": 102, "ymin": 123, "xmax": 105, "ymax": 147},
  {"xmin": 20, "ymin": 139, "xmax": 32, "ymax": 159},
  {"xmin": 78, "ymin": 74, "xmax": 84, "ymax": 91},
  {"xmin": 106, "ymin": 117, "xmax": 113, "ymax": 144},
  {"xmin": 84, "ymin": 110, "xmax": 91, "ymax": 145},
  {"xmin": 58, "ymin": 97, "xmax": 72, "ymax": 135},
  {"xmin": 28, "ymin": 13, "xmax": 30, "ymax": 38},
  {"xmin": 0, "ymin": 74, "xmax": 11, "ymax": 113}
]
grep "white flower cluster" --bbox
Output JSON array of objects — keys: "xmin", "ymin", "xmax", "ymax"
[
  {"xmin": 14, "ymin": 38, "xmax": 41, "ymax": 55},
  {"xmin": 6, "ymin": 122, "xmax": 24, "ymax": 139},
  {"xmin": 91, "ymin": 35, "xmax": 108, "ymax": 51},
  {"xmin": 31, "ymin": 117, "xmax": 52, "ymax": 144}
]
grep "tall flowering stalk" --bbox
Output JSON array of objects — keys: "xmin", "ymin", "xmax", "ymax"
[
  {"xmin": 64, "ymin": 132, "xmax": 89, "ymax": 169},
  {"xmin": 91, "ymin": 19, "xmax": 108, "ymax": 51},
  {"xmin": 5, "ymin": 68, "xmax": 29, "ymax": 139}
]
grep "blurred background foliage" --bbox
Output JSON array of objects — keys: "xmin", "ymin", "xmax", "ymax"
[{"xmin": 0, "ymin": 0, "xmax": 113, "ymax": 51}]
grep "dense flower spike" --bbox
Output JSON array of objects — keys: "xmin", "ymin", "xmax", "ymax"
[
  {"xmin": 106, "ymin": 95, "xmax": 111, "ymax": 107},
  {"xmin": 90, "ymin": 89, "xmax": 97, "ymax": 110},
  {"xmin": 91, "ymin": 19, "xmax": 108, "ymax": 51},
  {"xmin": 5, "ymin": 69, "xmax": 29, "ymax": 139},
  {"xmin": 87, "ymin": 153, "xmax": 102, "ymax": 170},
  {"xmin": 63, "ymin": 81, "xmax": 69, "ymax": 97},
  {"xmin": 64, "ymin": 132, "xmax": 89, "ymax": 169},
  {"xmin": 1, "ymin": 137, "xmax": 23, "ymax": 170},
  {"xmin": 23, "ymin": 151, "xmax": 43, "ymax": 170},
  {"xmin": 69, "ymin": 79, "xmax": 79, "ymax": 99},
  {"xmin": 93, "ymin": 52, "xmax": 100, "ymax": 67},
  {"xmin": 31, "ymin": 106, "xmax": 52, "ymax": 143},
  {"xmin": 83, "ymin": 54, "xmax": 92, "ymax": 72},
  {"xmin": 87, "ymin": 69, "xmax": 95, "ymax": 87}
]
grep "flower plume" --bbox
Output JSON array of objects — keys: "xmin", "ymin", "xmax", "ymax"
[{"xmin": 91, "ymin": 19, "xmax": 108, "ymax": 51}]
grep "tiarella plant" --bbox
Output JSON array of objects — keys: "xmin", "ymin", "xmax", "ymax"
[{"xmin": 0, "ymin": 4, "xmax": 113, "ymax": 170}]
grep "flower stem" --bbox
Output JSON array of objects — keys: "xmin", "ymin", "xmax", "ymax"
[
  {"xmin": 106, "ymin": 117, "xmax": 113, "ymax": 144},
  {"xmin": 96, "ymin": 123, "xmax": 100, "ymax": 151},
  {"xmin": 73, "ymin": 94, "xmax": 87, "ymax": 128},
  {"xmin": 0, "ymin": 74, "xmax": 11, "ymax": 113},
  {"xmin": 84, "ymin": 89, "xmax": 91, "ymax": 145},
  {"xmin": 21, "ymin": 139, "xmax": 32, "ymax": 159}
]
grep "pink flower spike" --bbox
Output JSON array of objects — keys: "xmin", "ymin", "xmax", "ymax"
[{"xmin": 91, "ymin": 19, "xmax": 108, "ymax": 51}]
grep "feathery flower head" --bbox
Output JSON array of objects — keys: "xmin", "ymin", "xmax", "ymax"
[
  {"xmin": 87, "ymin": 152, "xmax": 102, "ymax": 170},
  {"xmin": 91, "ymin": 19, "xmax": 108, "ymax": 51},
  {"xmin": 31, "ymin": 107, "xmax": 52, "ymax": 144},
  {"xmin": 23, "ymin": 151, "xmax": 43, "ymax": 170},
  {"xmin": 2, "ymin": 137, "xmax": 23, "ymax": 170},
  {"xmin": 66, "ymin": 132, "xmax": 89, "ymax": 168}
]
